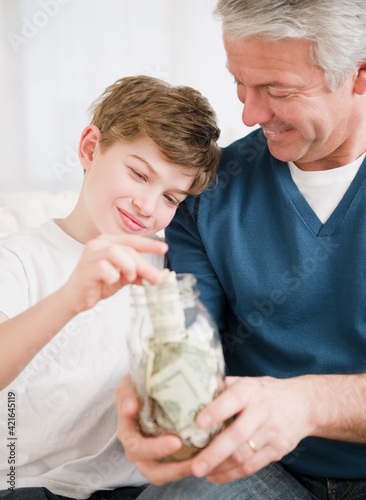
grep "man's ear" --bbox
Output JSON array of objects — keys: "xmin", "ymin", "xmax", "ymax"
[
  {"xmin": 354, "ymin": 64, "xmax": 366, "ymax": 95},
  {"xmin": 78, "ymin": 125, "xmax": 102, "ymax": 171}
]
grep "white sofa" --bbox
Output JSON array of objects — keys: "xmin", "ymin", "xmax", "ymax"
[
  {"xmin": 0, "ymin": 190, "xmax": 79, "ymax": 237},
  {"xmin": 0, "ymin": 190, "xmax": 165, "ymax": 240}
]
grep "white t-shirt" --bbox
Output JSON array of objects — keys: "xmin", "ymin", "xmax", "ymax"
[
  {"xmin": 288, "ymin": 153, "xmax": 366, "ymax": 223},
  {"xmin": 0, "ymin": 220, "xmax": 164, "ymax": 499}
]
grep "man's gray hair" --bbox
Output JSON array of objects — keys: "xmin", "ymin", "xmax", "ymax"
[{"xmin": 214, "ymin": 0, "xmax": 366, "ymax": 91}]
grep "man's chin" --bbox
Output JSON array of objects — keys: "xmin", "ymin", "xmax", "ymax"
[{"xmin": 266, "ymin": 143, "xmax": 300, "ymax": 164}]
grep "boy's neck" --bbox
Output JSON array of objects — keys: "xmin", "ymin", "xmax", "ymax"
[{"xmin": 55, "ymin": 201, "xmax": 100, "ymax": 244}]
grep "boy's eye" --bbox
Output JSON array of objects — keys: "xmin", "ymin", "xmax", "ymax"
[
  {"xmin": 130, "ymin": 168, "xmax": 147, "ymax": 181},
  {"xmin": 163, "ymin": 194, "xmax": 179, "ymax": 207}
]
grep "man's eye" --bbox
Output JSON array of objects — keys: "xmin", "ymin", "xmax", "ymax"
[
  {"xmin": 267, "ymin": 88, "xmax": 292, "ymax": 100},
  {"xmin": 233, "ymin": 77, "xmax": 243, "ymax": 87}
]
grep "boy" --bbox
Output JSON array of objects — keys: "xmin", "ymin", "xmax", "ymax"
[{"xmin": 0, "ymin": 76, "xmax": 220, "ymax": 499}]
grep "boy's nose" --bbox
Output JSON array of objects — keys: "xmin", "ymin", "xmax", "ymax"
[{"xmin": 132, "ymin": 196, "xmax": 156, "ymax": 217}]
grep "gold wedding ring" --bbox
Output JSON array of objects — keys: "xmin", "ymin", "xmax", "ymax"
[{"xmin": 248, "ymin": 439, "xmax": 258, "ymax": 452}]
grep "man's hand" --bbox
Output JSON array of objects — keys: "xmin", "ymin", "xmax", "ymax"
[
  {"xmin": 116, "ymin": 372, "xmax": 366, "ymax": 485},
  {"xmin": 190, "ymin": 375, "xmax": 314, "ymax": 483},
  {"xmin": 60, "ymin": 234, "xmax": 168, "ymax": 314},
  {"xmin": 116, "ymin": 374, "xmax": 195, "ymax": 485},
  {"xmin": 115, "ymin": 374, "xmax": 312, "ymax": 485}
]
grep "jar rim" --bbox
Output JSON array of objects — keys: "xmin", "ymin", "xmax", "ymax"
[{"xmin": 130, "ymin": 272, "xmax": 199, "ymax": 302}]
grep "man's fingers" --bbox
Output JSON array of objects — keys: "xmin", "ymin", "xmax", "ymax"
[
  {"xmin": 191, "ymin": 387, "xmax": 265, "ymax": 477},
  {"xmin": 206, "ymin": 463, "xmax": 246, "ymax": 484},
  {"xmin": 190, "ymin": 425, "xmax": 241, "ymax": 478},
  {"xmin": 206, "ymin": 445, "xmax": 282, "ymax": 484},
  {"xmin": 196, "ymin": 377, "xmax": 248, "ymax": 429}
]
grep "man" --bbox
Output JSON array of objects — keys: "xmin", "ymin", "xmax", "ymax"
[{"xmin": 117, "ymin": 1, "xmax": 366, "ymax": 498}]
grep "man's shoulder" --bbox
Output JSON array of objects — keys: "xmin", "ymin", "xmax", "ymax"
[
  {"xmin": 219, "ymin": 128, "xmax": 268, "ymax": 166},
  {"xmin": 177, "ymin": 129, "xmax": 271, "ymax": 219},
  {"xmin": 199, "ymin": 129, "xmax": 270, "ymax": 201}
]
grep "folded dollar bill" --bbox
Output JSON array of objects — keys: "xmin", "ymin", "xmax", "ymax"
[{"xmin": 140, "ymin": 270, "xmax": 226, "ymax": 459}]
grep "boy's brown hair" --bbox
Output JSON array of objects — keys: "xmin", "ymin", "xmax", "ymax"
[{"xmin": 89, "ymin": 76, "xmax": 220, "ymax": 195}]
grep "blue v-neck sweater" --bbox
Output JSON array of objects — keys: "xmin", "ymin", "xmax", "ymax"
[{"xmin": 166, "ymin": 129, "xmax": 366, "ymax": 478}]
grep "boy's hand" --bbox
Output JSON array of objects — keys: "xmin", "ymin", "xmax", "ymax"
[
  {"xmin": 116, "ymin": 374, "xmax": 194, "ymax": 485},
  {"xmin": 60, "ymin": 234, "xmax": 168, "ymax": 314}
]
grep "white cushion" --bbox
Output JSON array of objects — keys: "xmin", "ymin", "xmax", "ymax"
[{"xmin": 0, "ymin": 190, "xmax": 79, "ymax": 236}]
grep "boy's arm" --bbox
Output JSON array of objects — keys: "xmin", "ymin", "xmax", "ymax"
[
  {"xmin": 0, "ymin": 233, "xmax": 168, "ymax": 390},
  {"xmin": 0, "ymin": 289, "xmax": 83, "ymax": 389}
]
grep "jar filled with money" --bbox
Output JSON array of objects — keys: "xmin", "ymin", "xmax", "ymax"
[{"xmin": 128, "ymin": 269, "xmax": 226, "ymax": 461}]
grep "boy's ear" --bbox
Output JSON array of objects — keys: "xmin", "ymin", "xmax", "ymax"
[
  {"xmin": 78, "ymin": 125, "xmax": 102, "ymax": 171},
  {"xmin": 354, "ymin": 64, "xmax": 366, "ymax": 95}
]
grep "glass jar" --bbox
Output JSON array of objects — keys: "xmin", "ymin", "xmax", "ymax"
[{"xmin": 128, "ymin": 271, "xmax": 226, "ymax": 461}]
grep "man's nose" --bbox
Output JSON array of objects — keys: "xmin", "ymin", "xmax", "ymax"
[{"xmin": 241, "ymin": 88, "xmax": 274, "ymax": 128}]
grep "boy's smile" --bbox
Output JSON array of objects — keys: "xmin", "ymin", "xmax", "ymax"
[
  {"xmin": 65, "ymin": 132, "xmax": 196, "ymax": 242},
  {"xmin": 117, "ymin": 208, "xmax": 147, "ymax": 232}
]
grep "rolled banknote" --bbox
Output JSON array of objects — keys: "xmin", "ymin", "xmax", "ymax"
[
  {"xmin": 140, "ymin": 270, "xmax": 226, "ymax": 460},
  {"xmin": 143, "ymin": 268, "xmax": 186, "ymax": 339}
]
